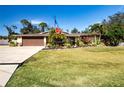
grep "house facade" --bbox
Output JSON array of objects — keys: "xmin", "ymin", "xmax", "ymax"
[{"xmin": 16, "ymin": 32, "xmax": 100, "ymax": 46}]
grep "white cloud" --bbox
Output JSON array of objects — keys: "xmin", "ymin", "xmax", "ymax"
[{"xmin": 31, "ymin": 20, "xmax": 41, "ymax": 24}]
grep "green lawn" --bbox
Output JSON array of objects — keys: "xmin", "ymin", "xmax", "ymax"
[{"xmin": 6, "ymin": 47, "xmax": 124, "ymax": 87}]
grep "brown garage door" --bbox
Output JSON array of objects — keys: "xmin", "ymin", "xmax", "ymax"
[{"xmin": 22, "ymin": 37, "xmax": 44, "ymax": 46}]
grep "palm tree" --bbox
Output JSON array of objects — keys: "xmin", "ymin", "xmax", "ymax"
[{"xmin": 39, "ymin": 22, "xmax": 47, "ymax": 32}]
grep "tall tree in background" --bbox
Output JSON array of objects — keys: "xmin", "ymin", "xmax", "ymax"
[
  {"xmin": 21, "ymin": 19, "xmax": 31, "ymax": 27},
  {"xmin": 82, "ymin": 27, "xmax": 90, "ymax": 33},
  {"xmin": 20, "ymin": 19, "xmax": 33, "ymax": 34},
  {"xmin": 33, "ymin": 26, "xmax": 41, "ymax": 33},
  {"xmin": 4, "ymin": 25, "xmax": 18, "ymax": 42},
  {"xmin": 71, "ymin": 28, "xmax": 79, "ymax": 33},
  {"xmin": 89, "ymin": 23, "xmax": 103, "ymax": 34},
  {"xmin": 0, "ymin": 36, "xmax": 8, "ymax": 40},
  {"xmin": 39, "ymin": 22, "xmax": 48, "ymax": 32},
  {"xmin": 66, "ymin": 29, "xmax": 69, "ymax": 33},
  {"xmin": 102, "ymin": 12, "xmax": 124, "ymax": 46},
  {"xmin": 83, "ymin": 12, "xmax": 124, "ymax": 46},
  {"xmin": 20, "ymin": 19, "xmax": 40, "ymax": 34}
]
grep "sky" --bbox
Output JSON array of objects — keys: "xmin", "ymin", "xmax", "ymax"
[{"xmin": 0, "ymin": 5, "xmax": 124, "ymax": 36}]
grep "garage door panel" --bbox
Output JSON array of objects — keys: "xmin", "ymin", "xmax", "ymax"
[{"xmin": 22, "ymin": 37, "xmax": 44, "ymax": 46}]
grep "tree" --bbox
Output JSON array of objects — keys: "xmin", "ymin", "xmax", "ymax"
[
  {"xmin": 20, "ymin": 27, "xmax": 30, "ymax": 34},
  {"xmin": 0, "ymin": 36, "xmax": 2, "ymax": 39},
  {"xmin": 66, "ymin": 29, "xmax": 69, "ymax": 33},
  {"xmin": 0, "ymin": 36, "xmax": 8, "ymax": 40},
  {"xmin": 82, "ymin": 27, "xmax": 90, "ymax": 33},
  {"xmin": 4, "ymin": 25, "xmax": 18, "ymax": 42},
  {"xmin": 102, "ymin": 12, "xmax": 124, "ymax": 46},
  {"xmin": 48, "ymin": 28, "xmax": 66, "ymax": 48},
  {"xmin": 39, "ymin": 22, "xmax": 48, "ymax": 32},
  {"xmin": 20, "ymin": 19, "xmax": 41, "ymax": 34},
  {"xmin": 33, "ymin": 26, "xmax": 41, "ymax": 33},
  {"xmin": 20, "ymin": 19, "xmax": 33, "ymax": 34},
  {"xmin": 89, "ymin": 23, "xmax": 103, "ymax": 43},
  {"xmin": 103, "ymin": 24, "xmax": 124, "ymax": 46},
  {"xmin": 89, "ymin": 23, "xmax": 103, "ymax": 34},
  {"xmin": 71, "ymin": 28, "xmax": 79, "ymax": 33},
  {"xmin": 21, "ymin": 19, "xmax": 31, "ymax": 27}
]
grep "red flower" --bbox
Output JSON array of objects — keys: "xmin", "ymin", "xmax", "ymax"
[{"xmin": 56, "ymin": 27, "xmax": 61, "ymax": 34}]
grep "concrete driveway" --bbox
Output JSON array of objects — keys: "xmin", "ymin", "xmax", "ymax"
[
  {"xmin": 0, "ymin": 46, "xmax": 44, "ymax": 87},
  {"xmin": 0, "ymin": 46, "xmax": 44, "ymax": 64}
]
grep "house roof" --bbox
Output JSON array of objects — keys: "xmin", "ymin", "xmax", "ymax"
[
  {"xmin": 16, "ymin": 32, "xmax": 49, "ymax": 37},
  {"xmin": 16, "ymin": 32, "xmax": 100, "ymax": 37}
]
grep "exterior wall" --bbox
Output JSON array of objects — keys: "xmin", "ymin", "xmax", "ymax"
[
  {"xmin": 17, "ymin": 34, "xmax": 100, "ymax": 46},
  {"xmin": 81, "ymin": 36, "xmax": 94, "ymax": 43},
  {"xmin": 17, "ymin": 37, "xmax": 22, "ymax": 46},
  {"xmin": 44, "ymin": 37, "xmax": 47, "ymax": 46},
  {"xmin": 67, "ymin": 35, "xmax": 99, "ymax": 45},
  {"xmin": 67, "ymin": 37, "xmax": 76, "ymax": 45},
  {"xmin": 80, "ymin": 35, "xmax": 100, "ymax": 44}
]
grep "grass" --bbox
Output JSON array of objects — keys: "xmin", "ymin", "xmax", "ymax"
[{"xmin": 6, "ymin": 46, "xmax": 124, "ymax": 87}]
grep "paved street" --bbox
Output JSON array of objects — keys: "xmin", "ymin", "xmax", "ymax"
[{"xmin": 0, "ymin": 46, "xmax": 44, "ymax": 86}]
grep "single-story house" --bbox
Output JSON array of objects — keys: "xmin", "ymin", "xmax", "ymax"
[{"xmin": 16, "ymin": 32, "xmax": 100, "ymax": 46}]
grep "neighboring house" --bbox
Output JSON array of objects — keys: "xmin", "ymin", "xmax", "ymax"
[
  {"xmin": 0, "ymin": 40, "xmax": 8, "ymax": 45},
  {"xmin": 16, "ymin": 32, "xmax": 100, "ymax": 46},
  {"xmin": 119, "ymin": 42, "xmax": 124, "ymax": 46}
]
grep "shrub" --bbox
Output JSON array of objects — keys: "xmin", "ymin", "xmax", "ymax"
[
  {"xmin": 9, "ymin": 41, "xmax": 17, "ymax": 47},
  {"xmin": 46, "ymin": 43, "xmax": 56, "ymax": 49},
  {"xmin": 96, "ymin": 38, "xmax": 101, "ymax": 45},
  {"xmin": 64, "ymin": 43, "xmax": 71, "ymax": 48},
  {"xmin": 48, "ymin": 28, "xmax": 67, "ymax": 48},
  {"xmin": 75, "ymin": 37, "xmax": 84, "ymax": 47},
  {"xmin": 79, "ymin": 41, "xmax": 84, "ymax": 47},
  {"xmin": 91, "ymin": 37, "xmax": 101, "ymax": 46}
]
